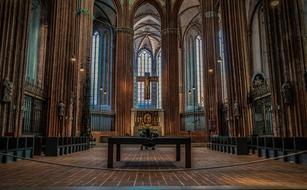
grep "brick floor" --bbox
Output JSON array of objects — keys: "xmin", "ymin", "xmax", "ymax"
[{"xmin": 0, "ymin": 145, "xmax": 307, "ymax": 188}]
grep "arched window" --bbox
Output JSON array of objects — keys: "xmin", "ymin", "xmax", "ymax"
[
  {"xmin": 218, "ymin": 8, "xmax": 228, "ymax": 103},
  {"xmin": 156, "ymin": 51, "xmax": 162, "ymax": 109},
  {"xmin": 251, "ymin": 5, "xmax": 269, "ymax": 77},
  {"xmin": 135, "ymin": 49, "xmax": 153, "ymax": 108},
  {"xmin": 195, "ymin": 36, "xmax": 204, "ymax": 107},
  {"xmin": 185, "ymin": 34, "xmax": 204, "ymax": 111},
  {"xmin": 90, "ymin": 30, "xmax": 112, "ymax": 111},
  {"xmin": 26, "ymin": 0, "xmax": 41, "ymax": 83}
]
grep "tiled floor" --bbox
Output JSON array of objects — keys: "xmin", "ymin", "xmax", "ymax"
[{"xmin": 1, "ymin": 145, "xmax": 307, "ymax": 188}]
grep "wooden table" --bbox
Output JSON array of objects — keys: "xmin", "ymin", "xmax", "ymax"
[{"xmin": 107, "ymin": 136, "xmax": 192, "ymax": 168}]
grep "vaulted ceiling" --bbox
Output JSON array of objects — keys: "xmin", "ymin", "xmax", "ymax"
[
  {"xmin": 178, "ymin": 0, "xmax": 201, "ymax": 37},
  {"xmin": 133, "ymin": 3, "xmax": 161, "ymax": 55},
  {"xmin": 94, "ymin": 0, "xmax": 117, "ymax": 25}
]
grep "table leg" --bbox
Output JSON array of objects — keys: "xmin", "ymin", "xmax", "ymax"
[
  {"xmin": 185, "ymin": 142, "xmax": 191, "ymax": 168},
  {"xmin": 107, "ymin": 143, "xmax": 113, "ymax": 168},
  {"xmin": 116, "ymin": 144, "xmax": 121, "ymax": 161},
  {"xmin": 176, "ymin": 144, "xmax": 181, "ymax": 161}
]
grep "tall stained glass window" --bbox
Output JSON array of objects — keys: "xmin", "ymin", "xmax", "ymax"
[{"xmin": 90, "ymin": 30, "xmax": 112, "ymax": 111}]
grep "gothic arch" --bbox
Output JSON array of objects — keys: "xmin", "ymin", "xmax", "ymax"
[{"xmin": 129, "ymin": 0, "xmax": 165, "ymax": 28}]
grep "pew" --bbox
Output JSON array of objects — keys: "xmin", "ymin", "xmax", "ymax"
[
  {"xmin": 0, "ymin": 137, "xmax": 34, "ymax": 163},
  {"xmin": 45, "ymin": 137, "xmax": 90, "ymax": 156},
  {"xmin": 210, "ymin": 136, "xmax": 307, "ymax": 165},
  {"xmin": 209, "ymin": 136, "xmax": 249, "ymax": 155}
]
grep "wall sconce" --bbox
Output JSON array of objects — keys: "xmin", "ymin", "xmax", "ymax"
[
  {"xmin": 217, "ymin": 57, "xmax": 223, "ymax": 64},
  {"xmin": 103, "ymin": 89, "xmax": 107, "ymax": 95},
  {"xmin": 70, "ymin": 57, "xmax": 76, "ymax": 62},
  {"xmin": 270, "ymin": 0, "xmax": 280, "ymax": 7},
  {"xmin": 208, "ymin": 69, "xmax": 214, "ymax": 73},
  {"xmin": 80, "ymin": 64, "xmax": 84, "ymax": 72},
  {"xmin": 188, "ymin": 90, "xmax": 192, "ymax": 95}
]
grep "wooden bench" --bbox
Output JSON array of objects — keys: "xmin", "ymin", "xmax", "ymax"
[
  {"xmin": 0, "ymin": 137, "xmax": 34, "ymax": 163},
  {"xmin": 45, "ymin": 137, "xmax": 90, "ymax": 156},
  {"xmin": 247, "ymin": 137, "xmax": 307, "ymax": 164},
  {"xmin": 209, "ymin": 136, "xmax": 249, "ymax": 155},
  {"xmin": 107, "ymin": 136, "xmax": 192, "ymax": 168}
]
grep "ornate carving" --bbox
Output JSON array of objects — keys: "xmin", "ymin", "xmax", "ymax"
[
  {"xmin": 135, "ymin": 111, "xmax": 159, "ymax": 126},
  {"xmin": 1, "ymin": 78, "xmax": 13, "ymax": 103},
  {"xmin": 233, "ymin": 102, "xmax": 240, "ymax": 117},
  {"xmin": 281, "ymin": 81, "xmax": 293, "ymax": 105},
  {"xmin": 250, "ymin": 73, "xmax": 270, "ymax": 99}
]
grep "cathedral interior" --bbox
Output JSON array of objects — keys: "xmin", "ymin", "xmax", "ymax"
[{"xmin": 1, "ymin": 0, "xmax": 307, "ymax": 189}]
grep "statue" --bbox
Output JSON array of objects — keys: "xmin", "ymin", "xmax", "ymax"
[
  {"xmin": 58, "ymin": 101, "xmax": 65, "ymax": 119},
  {"xmin": 234, "ymin": 102, "xmax": 240, "ymax": 117},
  {"xmin": 1, "ymin": 78, "xmax": 13, "ymax": 103},
  {"xmin": 282, "ymin": 81, "xmax": 293, "ymax": 105}
]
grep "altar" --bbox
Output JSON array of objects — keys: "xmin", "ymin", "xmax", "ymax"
[{"xmin": 131, "ymin": 109, "xmax": 164, "ymax": 136}]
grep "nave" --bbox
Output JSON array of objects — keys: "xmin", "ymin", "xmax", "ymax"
[{"xmin": 1, "ymin": 145, "xmax": 307, "ymax": 188}]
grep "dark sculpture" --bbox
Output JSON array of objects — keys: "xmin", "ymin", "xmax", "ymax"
[
  {"xmin": 234, "ymin": 102, "xmax": 240, "ymax": 117},
  {"xmin": 1, "ymin": 78, "xmax": 13, "ymax": 103},
  {"xmin": 139, "ymin": 127, "xmax": 159, "ymax": 150},
  {"xmin": 282, "ymin": 81, "xmax": 293, "ymax": 105}
]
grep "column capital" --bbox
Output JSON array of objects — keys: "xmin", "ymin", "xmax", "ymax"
[
  {"xmin": 204, "ymin": 10, "xmax": 219, "ymax": 18},
  {"xmin": 116, "ymin": 27, "xmax": 134, "ymax": 34},
  {"xmin": 161, "ymin": 28, "xmax": 178, "ymax": 36}
]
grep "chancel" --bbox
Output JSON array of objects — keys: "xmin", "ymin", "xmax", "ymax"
[
  {"xmin": 136, "ymin": 72, "xmax": 159, "ymax": 100},
  {"xmin": 1, "ymin": 0, "xmax": 307, "ymax": 189}
]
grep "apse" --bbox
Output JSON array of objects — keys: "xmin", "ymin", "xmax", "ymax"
[{"xmin": 133, "ymin": 3, "xmax": 162, "ymax": 110}]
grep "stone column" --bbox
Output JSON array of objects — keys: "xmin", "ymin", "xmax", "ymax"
[
  {"xmin": 114, "ymin": 1, "xmax": 134, "ymax": 135},
  {"xmin": 201, "ymin": 0, "xmax": 220, "ymax": 137},
  {"xmin": 220, "ymin": 0, "xmax": 250, "ymax": 136},
  {"xmin": 161, "ymin": 1, "xmax": 180, "ymax": 135},
  {"xmin": 265, "ymin": 0, "xmax": 307, "ymax": 137},
  {"xmin": 0, "ymin": 0, "xmax": 30, "ymax": 136},
  {"xmin": 46, "ymin": 0, "xmax": 93, "ymax": 137}
]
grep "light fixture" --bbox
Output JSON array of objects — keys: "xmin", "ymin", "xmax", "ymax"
[
  {"xmin": 270, "ymin": 0, "xmax": 280, "ymax": 7},
  {"xmin": 103, "ymin": 89, "xmax": 107, "ymax": 95},
  {"xmin": 70, "ymin": 57, "xmax": 76, "ymax": 62},
  {"xmin": 80, "ymin": 64, "xmax": 84, "ymax": 72},
  {"xmin": 99, "ymin": 86, "xmax": 103, "ymax": 91},
  {"xmin": 188, "ymin": 90, "xmax": 192, "ymax": 95},
  {"xmin": 217, "ymin": 57, "xmax": 223, "ymax": 63},
  {"xmin": 208, "ymin": 68, "xmax": 214, "ymax": 73}
]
